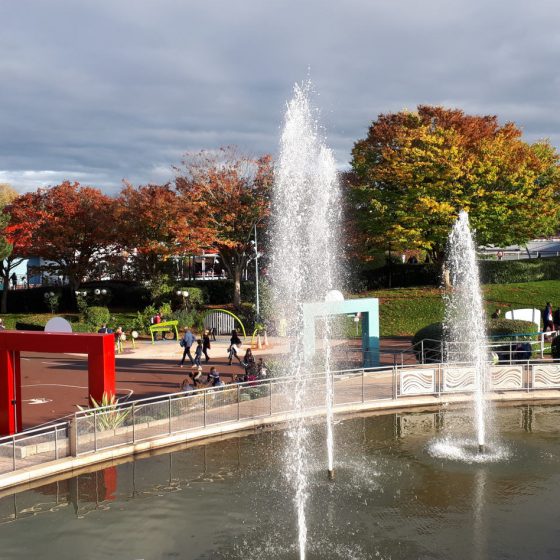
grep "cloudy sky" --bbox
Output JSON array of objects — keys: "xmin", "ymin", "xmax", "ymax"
[{"xmin": 1, "ymin": 0, "xmax": 559, "ymax": 193}]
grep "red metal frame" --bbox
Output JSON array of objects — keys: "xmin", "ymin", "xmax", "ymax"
[{"xmin": 0, "ymin": 331, "xmax": 116, "ymax": 435}]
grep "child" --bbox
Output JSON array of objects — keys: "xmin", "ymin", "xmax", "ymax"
[
  {"xmin": 194, "ymin": 339, "xmax": 203, "ymax": 366},
  {"xmin": 207, "ymin": 366, "xmax": 222, "ymax": 387},
  {"xmin": 191, "ymin": 365, "xmax": 203, "ymax": 387},
  {"xmin": 202, "ymin": 330, "xmax": 211, "ymax": 362}
]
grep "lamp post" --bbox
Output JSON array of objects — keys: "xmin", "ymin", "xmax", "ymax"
[
  {"xmin": 251, "ymin": 224, "xmax": 261, "ymax": 319},
  {"xmin": 176, "ymin": 290, "xmax": 189, "ymax": 310}
]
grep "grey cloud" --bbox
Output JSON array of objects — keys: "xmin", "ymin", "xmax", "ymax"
[{"xmin": 1, "ymin": 0, "xmax": 559, "ymax": 193}]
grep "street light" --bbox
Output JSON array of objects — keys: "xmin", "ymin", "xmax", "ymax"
[
  {"xmin": 176, "ymin": 290, "xmax": 189, "ymax": 309},
  {"xmin": 251, "ymin": 224, "xmax": 262, "ymax": 319}
]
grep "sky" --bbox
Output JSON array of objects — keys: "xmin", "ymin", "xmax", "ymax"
[{"xmin": 1, "ymin": 0, "xmax": 560, "ymax": 194}]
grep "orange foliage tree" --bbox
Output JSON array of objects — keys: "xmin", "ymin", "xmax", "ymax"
[
  {"xmin": 174, "ymin": 147, "xmax": 273, "ymax": 307},
  {"xmin": 6, "ymin": 182, "xmax": 119, "ymax": 293},
  {"xmin": 117, "ymin": 182, "xmax": 212, "ymax": 280}
]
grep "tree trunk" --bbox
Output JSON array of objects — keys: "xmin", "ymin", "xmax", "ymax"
[{"xmin": 0, "ymin": 271, "xmax": 8, "ymax": 314}]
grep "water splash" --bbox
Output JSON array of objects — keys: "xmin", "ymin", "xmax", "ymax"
[
  {"xmin": 443, "ymin": 211, "xmax": 493, "ymax": 451},
  {"xmin": 271, "ymin": 81, "xmax": 341, "ymax": 559}
]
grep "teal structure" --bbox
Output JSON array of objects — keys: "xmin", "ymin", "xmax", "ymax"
[{"xmin": 302, "ymin": 298, "xmax": 379, "ymax": 367}]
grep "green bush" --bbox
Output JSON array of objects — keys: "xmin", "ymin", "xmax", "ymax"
[
  {"xmin": 412, "ymin": 318, "xmax": 536, "ymax": 363},
  {"xmin": 85, "ymin": 306, "xmax": 111, "ymax": 328},
  {"xmin": 487, "ymin": 318, "xmax": 538, "ymax": 340},
  {"xmin": 171, "ymin": 308, "xmax": 204, "ymax": 332}
]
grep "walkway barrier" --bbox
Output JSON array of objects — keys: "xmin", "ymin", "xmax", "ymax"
[{"xmin": 2, "ymin": 361, "xmax": 560, "ymax": 478}]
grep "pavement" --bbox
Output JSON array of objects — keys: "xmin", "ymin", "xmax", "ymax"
[{"xmin": 17, "ymin": 335, "xmax": 414, "ymax": 430}]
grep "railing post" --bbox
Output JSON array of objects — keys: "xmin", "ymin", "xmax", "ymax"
[
  {"xmin": 93, "ymin": 410, "xmax": 97, "ymax": 452},
  {"xmin": 69, "ymin": 414, "xmax": 78, "ymax": 457},
  {"xmin": 12, "ymin": 435, "xmax": 16, "ymax": 471},
  {"xmin": 237, "ymin": 385, "xmax": 241, "ymax": 421},
  {"xmin": 54, "ymin": 426, "xmax": 58, "ymax": 460},
  {"xmin": 269, "ymin": 380, "xmax": 273, "ymax": 416},
  {"xmin": 203, "ymin": 391, "xmax": 207, "ymax": 427},
  {"xmin": 168, "ymin": 396, "xmax": 172, "ymax": 434},
  {"xmin": 132, "ymin": 402, "xmax": 136, "ymax": 443},
  {"xmin": 361, "ymin": 370, "xmax": 364, "ymax": 403},
  {"xmin": 392, "ymin": 365, "xmax": 397, "ymax": 400},
  {"xmin": 421, "ymin": 340, "xmax": 424, "ymax": 364},
  {"xmin": 541, "ymin": 333, "xmax": 545, "ymax": 359}
]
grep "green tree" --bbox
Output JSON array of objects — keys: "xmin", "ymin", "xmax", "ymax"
[{"xmin": 349, "ymin": 106, "xmax": 560, "ymax": 262}]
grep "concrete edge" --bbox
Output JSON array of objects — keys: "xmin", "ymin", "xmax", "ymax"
[{"xmin": 1, "ymin": 389, "xmax": 559, "ymax": 493}]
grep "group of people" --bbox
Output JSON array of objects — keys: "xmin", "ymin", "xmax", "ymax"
[{"xmin": 178, "ymin": 327, "xmax": 268, "ymax": 392}]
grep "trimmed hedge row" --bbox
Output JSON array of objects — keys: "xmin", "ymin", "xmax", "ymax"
[
  {"xmin": 361, "ymin": 256, "xmax": 560, "ymax": 289},
  {"xmin": 4, "ymin": 280, "xmax": 257, "ymax": 313}
]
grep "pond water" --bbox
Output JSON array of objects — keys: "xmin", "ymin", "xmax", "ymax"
[{"xmin": 1, "ymin": 404, "xmax": 560, "ymax": 560}]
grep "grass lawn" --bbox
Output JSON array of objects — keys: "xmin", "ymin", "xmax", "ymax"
[{"xmin": 352, "ymin": 280, "xmax": 560, "ymax": 337}]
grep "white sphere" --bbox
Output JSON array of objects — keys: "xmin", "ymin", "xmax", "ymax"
[
  {"xmin": 120, "ymin": 333, "xmax": 126, "ymax": 341},
  {"xmin": 94, "ymin": 288, "xmax": 101, "ymax": 295},
  {"xmin": 131, "ymin": 330, "xmax": 139, "ymax": 339},
  {"xmin": 324, "ymin": 290, "xmax": 344, "ymax": 303}
]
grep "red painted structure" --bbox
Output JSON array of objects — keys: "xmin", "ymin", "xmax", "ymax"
[{"xmin": 0, "ymin": 331, "xmax": 115, "ymax": 436}]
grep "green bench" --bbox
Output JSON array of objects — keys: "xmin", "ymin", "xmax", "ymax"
[{"xmin": 149, "ymin": 320, "xmax": 179, "ymax": 344}]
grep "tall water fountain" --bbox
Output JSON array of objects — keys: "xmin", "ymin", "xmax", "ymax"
[
  {"xmin": 271, "ymin": 82, "xmax": 341, "ymax": 560},
  {"xmin": 443, "ymin": 211, "xmax": 492, "ymax": 452}
]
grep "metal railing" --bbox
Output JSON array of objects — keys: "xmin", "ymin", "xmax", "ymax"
[
  {"xmin": 0, "ymin": 422, "xmax": 68, "ymax": 475},
  {"xmin": 4, "ymin": 360, "xmax": 560, "ymax": 477}
]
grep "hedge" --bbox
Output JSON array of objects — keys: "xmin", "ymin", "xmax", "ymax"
[
  {"xmin": 4, "ymin": 279, "xmax": 257, "ymax": 313},
  {"xmin": 360, "ymin": 256, "xmax": 560, "ymax": 289}
]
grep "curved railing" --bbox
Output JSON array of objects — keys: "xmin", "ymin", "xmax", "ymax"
[{"xmin": 2, "ymin": 359, "xmax": 560, "ymax": 485}]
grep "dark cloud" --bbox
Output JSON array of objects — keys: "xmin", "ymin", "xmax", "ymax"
[{"xmin": 1, "ymin": 0, "xmax": 559, "ymax": 193}]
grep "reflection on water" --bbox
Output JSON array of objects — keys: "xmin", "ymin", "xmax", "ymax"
[{"xmin": 1, "ymin": 406, "xmax": 560, "ymax": 559}]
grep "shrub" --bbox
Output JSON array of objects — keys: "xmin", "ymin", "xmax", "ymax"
[
  {"xmin": 480, "ymin": 257, "xmax": 560, "ymax": 284},
  {"xmin": 85, "ymin": 306, "xmax": 111, "ymax": 328},
  {"xmin": 487, "ymin": 318, "xmax": 538, "ymax": 340}
]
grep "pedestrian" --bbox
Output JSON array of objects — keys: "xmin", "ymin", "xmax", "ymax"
[
  {"xmin": 191, "ymin": 365, "xmax": 203, "ymax": 387},
  {"xmin": 553, "ymin": 307, "xmax": 560, "ymax": 332},
  {"xmin": 256, "ymin": 358, "xmax": 267, "ymax": 378},
  {"xmin": 211, "ymin": 326, "xmax": 217, "ymax": 341},
  {"xmin": 207, "ymin": 366, "xmax": 222, "ymax": 387},
  {"xmin": 10, "ymin": 273, "xmax": 17, "ymax": 289},
  {"xmin": 491, "ymin": 309, "xmax": 501, "ymax": 320},
  {"xmin": 151, "ymin": 311, "xmax": 162, "ymax": 340},
  {"xmin": 179, "ymin": 327, "xmax": 196, "ymax": 367},
  {"xmin": 497, "ymin": 250, "xmax": 504, "ymax": 260},
  {"xmin": 543, "ymin": 302, "xmax": 554, "ymax": 332},
  {"xmin": 193, "ymin": 339, "xmax": 203, "ymax": 366},
  {"xmin": 242, "ymin": 348, "xmax": 256, "ymax": 378},
  {"xmin": 98, "ymin": 323, "xmax": 113, "ymax": 334},
  {"xmin": 0, "ymin": 318, "xmax": 6, "ymax": 331},
  {"xmin": 228, "ymin": 329, "xmax": 242, "ymax": 365},
  {"xmin": 179, "ymin": 374, "xmax": 195, "ymax": 392},
  {"xmin": 202, "ymin": 330, "xmax": 211, "ymax": 362}
]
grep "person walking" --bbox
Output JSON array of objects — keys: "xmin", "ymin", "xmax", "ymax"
[
  {"xmin": 228, "ymin": 329, "xmax": 242, "ymax": 365},
  {"xmin": 491, "ymin": 309, "xmax": 501, "ymax": 320},
  {"xmin": 193, "ymin": 339, "xmax": 203, "ymax": 366},
  {"xmin": 202, "ymin": 330, "xmax": 211, "ymax": 362},
  {"xmin": 179, "ymin": 328, "xmax": 196, "ymax": 367},
  {"xmin": 553, "ymin": 307, "xmax": 560, "ymax": 332},
  {"xmin": 543, "ymin": 302, "xmax": 554, "ymax": 332}
]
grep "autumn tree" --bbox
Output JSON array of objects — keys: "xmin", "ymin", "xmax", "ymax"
[
  {"xmin": 117, "ymin": 182, "xmax": 212, "ymax": 281},
  {"xmin": 349, "ymin": 106, "xmax": 560, "ymax": 262},
  {"xmin": 7, "ymin": 182, "xmax": 119, "ymax": 294},
  {"xmin": 174, "ymin": 147, "xmax": 273, "ymax": 307},
  {"xmin": 0, "ymin": 184, "xmax": 20, "ymax": 312}
]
